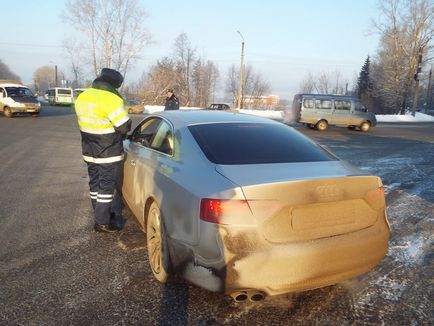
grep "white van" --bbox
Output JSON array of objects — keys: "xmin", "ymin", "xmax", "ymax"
[
  {"xmin": 286, "ymin": 94, "xmax": 377, "ymax": 131},
  {"xmin": 0, "ymin": 80, "xmax": 41, "ymax": 118}
]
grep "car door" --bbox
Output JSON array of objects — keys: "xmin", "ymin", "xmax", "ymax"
[{"xmin": 123, "ymin": 117, "xmax": 163, "ymax": 224}]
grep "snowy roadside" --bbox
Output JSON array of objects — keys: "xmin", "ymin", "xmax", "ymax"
[{"xmin": 143, "ymin": 105, "xmax": 434, "ymax": 123}]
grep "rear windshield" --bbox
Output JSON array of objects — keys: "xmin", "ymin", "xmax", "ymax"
[
  {"xmin": 58, "ymin": 89, "xmax": 72, "ymax": 95},
  {"xmin": 189, "ymin": 122, "xmax": 336, "ymax": 165}
]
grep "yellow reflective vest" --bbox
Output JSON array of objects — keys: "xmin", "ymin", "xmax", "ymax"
[{"xmin": 75, "ymin": 88, "xmax": 130, "ymax": 164}]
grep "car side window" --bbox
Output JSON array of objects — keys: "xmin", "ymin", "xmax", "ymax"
[
  {"xmin": 315, "ymin": 99, "xmax": 332, "ymax": 109},
  {"xmin": 303, "ymin": 99, "xmax": 314, "ymax": 108},
  {"xmin": 334, "ymin": 100, "xmax": 351, "ymax": 111},
  {"xmin": 131, "ymin": 117, "xmax": 162, "ymax": 147},
  {"xmin": 150, "ymin": 121, "xmax": 173, "ymax": 156}
]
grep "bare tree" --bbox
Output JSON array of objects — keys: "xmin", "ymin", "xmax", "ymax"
[
  {"xmin": 137, "ymin": 57, "xmax": 178, "ymax": 105},
  {"xmin": 299, "ymin": 72, "xmax": 316, "ymax": 93},
  {"xmin": 172, "ymin": 33, "xmax": 196, "ymax": 105},
  {"xmin": 315, "ymin": 73, "xmax": 330, "ymax": 94},
  {"xmin": 225, "ymin": 64, "xmax": 270, "ymax": 108},
  {"xmin": 33, "ymin": 66, "xmax": 65, "ymax": 93},
  {"xmin": 63, "ymin": 38, "xmax": 86, "ymax": 88},
  {"xmin": 373, "ymin": 0, "xmax": 434, "ymax": 113},
  {"xmin": 64, "ymin": 0, "xmax": 152, "ymax": 82},
  {"xmin": 299, "ymin": 70, "xmax": 348, "ymax": 95},
  {"xmin": 191, "ymin": 59, "xmax": 219, "ymax": 107}
]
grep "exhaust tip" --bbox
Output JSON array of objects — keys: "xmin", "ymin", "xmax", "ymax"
[
  {"xmin": 229, "ymin": 290, "xmax": 266, "ymax": 303},
  {"xmin": 249, "ymin": 292, "xmax": 265, "ymax": 302},
  {"xmin": 229, "ymin": 291, "xmax": 249, "ymax": 302},
  {"xmin": 234, "ymin": 293, "xmax": 248, "ymax": 302}
]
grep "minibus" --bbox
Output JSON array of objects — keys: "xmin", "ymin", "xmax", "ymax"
[{"xmin": 286, "ymin": 94, "xmax": 377, "ymax": 131}]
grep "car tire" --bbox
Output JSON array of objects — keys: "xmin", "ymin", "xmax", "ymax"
[
  {"xmin": 4, "ymin": 107, "xmax": 13, "ymax": 118},
  {"xmin": 347, "ymin": 126, "xmax": 356, "ymax": 130},
  {"xmin": 360, "ymin": 121, "xmax": 370, "ymax": 132},
  {"xmin": 315, "ymin": 120, "xmax": 328, "ymax": 131},
  {"xmin": 146, "ymin": 201, "xmax": 171, "ymax": 283},
  {"xmin": 32, "ymin": 113, "xmax": 39, "ymax": 118}
]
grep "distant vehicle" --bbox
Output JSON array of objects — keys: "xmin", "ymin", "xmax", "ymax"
[
  {"xmin": 0, "ymin": 80, "xmax": 41, "ymax": 118},
  {"xmin": 207, "ymin": 103, "xmax": 230, "ymax": 110},
  {"xmin": 73, "ymin": 88, "xmax": 87, "ymax": 99},
  {"xmin": 46, "ymin": 87, "xmax": 74, "ymax": 105},
  {"xmin": 125, "ymin": 99, "xmax": 144, "ymax": 114},
  {"xmin": 123, "ymin": 110, "xmax": 390, "ymax": 301},
  {"xmin": 286, "ymin": 94, "xmax": 377, "ymax": 131}
]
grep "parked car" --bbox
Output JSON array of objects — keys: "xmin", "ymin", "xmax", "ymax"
[
  {"xmin": 286, "ymin": 94, "xmax": 377, "ymax": 131},
  {"xmin": 207, "ymin": 103, "xmax": 230, "ymax": 110},
  {"xmin": 125, "ymin": 99, "xmax": 143, "ymax": 114},
  {"xmin": 123, "ymin": 110, "xmax": 390, "ymax": 302},
  {"xmin": 0, "ymin": 80, "xmax": 41, "ymax": 117}
]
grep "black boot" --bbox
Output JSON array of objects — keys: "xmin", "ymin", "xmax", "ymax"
[{"xmin": 93, "ymin": 224, "xmax": 119, "ymax": 233}]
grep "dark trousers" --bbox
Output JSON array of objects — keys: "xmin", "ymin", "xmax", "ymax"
[{"xmin": 87, "ymin": 160, "xmax": 124, "ymax": 226}]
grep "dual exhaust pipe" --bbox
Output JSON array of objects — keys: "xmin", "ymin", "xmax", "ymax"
[{"xmin": 229, "ymin": 289, "xmax": 265, "ymax": 303}]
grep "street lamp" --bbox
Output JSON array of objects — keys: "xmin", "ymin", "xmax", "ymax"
[{"xmin": 237, "ymin": 30, "xmax": 245, "ymax": 110}]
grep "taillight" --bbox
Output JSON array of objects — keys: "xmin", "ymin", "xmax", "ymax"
[{"xmin": 200, "ymin": 199, "xmax": 251, "ymax": 224}]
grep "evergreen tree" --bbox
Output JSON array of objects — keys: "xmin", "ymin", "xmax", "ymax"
[{"xmin": 357, "ymin": 56, "xmax": 372, "ymax": 98}]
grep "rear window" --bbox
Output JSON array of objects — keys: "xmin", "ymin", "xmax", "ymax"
[
  {"xmin": 58, "ymin": 89, "xmax": 72, "ymax": 95},
  {"xmin": 189, "ymin": 123, "xmax": 336, "ymax": 165}
]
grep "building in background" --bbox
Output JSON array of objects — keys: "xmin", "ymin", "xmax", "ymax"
[{"xmin": 243, "ymin": 95, "xmax": 280, "ymax": 109}]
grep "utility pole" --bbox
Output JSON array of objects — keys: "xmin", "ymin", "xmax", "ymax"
[
  {"xmin": 425, "ymin": 67, "xmax": 432, "ymax": 113},
  {"xmin": 412, "ymin": 47, "xmax": 423, "ymax": 117},
  {"xmin": 55, "ymin": 65, "xmax": 58, "ymax": 87},
  {"xmin": 237, "ymin": 31, "xmax": 245, "ymax": 110}
]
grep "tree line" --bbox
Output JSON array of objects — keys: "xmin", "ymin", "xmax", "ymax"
[
  {"xmin": 298, "ymin": 0, "xmax": 433, "ymax": 114},
  {"xmin": 1, "ymin": 0, "xmax": 432, "ymax": 112}
]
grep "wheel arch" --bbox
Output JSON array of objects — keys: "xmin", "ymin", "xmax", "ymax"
[{"xmin": 144, "ymin": 196, "xmax": 158, "ymax": 230}]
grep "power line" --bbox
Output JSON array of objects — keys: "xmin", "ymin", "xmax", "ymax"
[{"xmin": 0, "ymin": 42, "xmax": 63, "ymax": 48}]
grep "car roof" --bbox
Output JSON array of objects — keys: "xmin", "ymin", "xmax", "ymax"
[
  {"xmin": 0, "ymin": 83, "xmax": 26, "ymax": 88},
  {"xmin": 152, "ymin": 110, "xmax": 279, "ymax": 128},
  {"xmin": 295, "ymin": 93, "xmax": 357, "ymax": 100}
]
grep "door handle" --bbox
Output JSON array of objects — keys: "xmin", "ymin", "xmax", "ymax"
[{"xmin": 130, "ymin": 160, "xmax": 136, "ymax": 166}]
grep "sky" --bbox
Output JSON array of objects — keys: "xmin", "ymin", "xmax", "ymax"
[{"xmin": 0, "ymin": 0, "xmax": 382, "ymax": 100}]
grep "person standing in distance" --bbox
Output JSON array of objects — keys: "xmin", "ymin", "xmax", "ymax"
[
  {"xmin": 74, "ymin": 68, "xmax": 131, "ymax": 233},
  {"xmin": 164, "ymin": 88, "xmax": 179, "ymax": 110}
]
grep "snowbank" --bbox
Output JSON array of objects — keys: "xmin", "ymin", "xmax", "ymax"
[
  {"xmin": 144, "ymin": 105, "xmax": 201, "ymax": 113},
  {"xmin": 376, "ymin": 112, "xmax": 434, "ymax": 122},
  {"xmin": 143, "ymin": 105, "xmax": 434, "ymax": 123}
]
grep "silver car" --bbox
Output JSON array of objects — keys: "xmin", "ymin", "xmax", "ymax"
[{"xmin": 122, "ymin": 110, "xmax": 389, "ymax": 302}]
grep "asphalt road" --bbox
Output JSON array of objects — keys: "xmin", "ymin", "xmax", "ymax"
[{"xmin": 0, "ymin": 105, "xmax": 433, "ymax": 326}]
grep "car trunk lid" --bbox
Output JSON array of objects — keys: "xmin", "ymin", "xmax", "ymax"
[{"xmin": 215, "ymin": 162, "xmax": 385, "ymax": 242}]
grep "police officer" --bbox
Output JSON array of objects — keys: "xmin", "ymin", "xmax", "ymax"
[
  {"xmin": 164, "ymin": 88, "xmax": 179, "ymax": 110},
  {"xmin": 75, "ymin": 68, "xmax": 131, "ymax": 233}
]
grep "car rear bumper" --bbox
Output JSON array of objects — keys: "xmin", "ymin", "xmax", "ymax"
[{"xmin": 177, "ymin": 217, "xmax": 389, "ymax": 296}]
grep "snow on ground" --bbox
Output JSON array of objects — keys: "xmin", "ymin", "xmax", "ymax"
[
  {"xmin": 376, "ymin": 111, "xmax": 434, "ymax": 122},
  {"xmin": 143, "ymin": 105, "xmax": 434, "ymax": 122}
]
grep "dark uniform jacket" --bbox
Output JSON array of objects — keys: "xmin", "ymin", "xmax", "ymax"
[{"xmin": 164, "ymin": 94, "xmax": 180, "ymax": 111}]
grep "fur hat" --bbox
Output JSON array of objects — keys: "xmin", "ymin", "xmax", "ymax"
[{"xmin": 99, "ymin": 68, "xmax": 124, "ymax": 88}]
